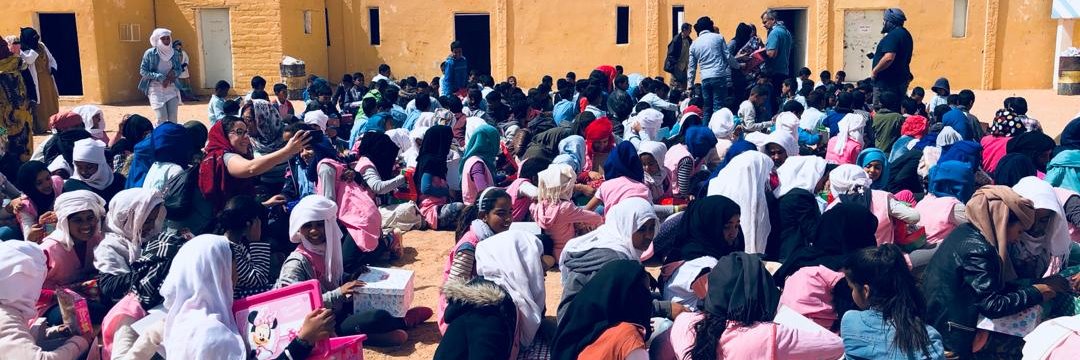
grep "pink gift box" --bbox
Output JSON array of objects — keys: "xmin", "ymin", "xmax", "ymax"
[
  {"xmin": 56, "ymin": 288, "xmax": 92, "ymax": 336},
  {"xmin": 233, "ymin": 280, "xmax": 325, "ymax": 360},
  {"xmin": 311, "ymin": 334, "xmax": 367, "ymax": 360}
]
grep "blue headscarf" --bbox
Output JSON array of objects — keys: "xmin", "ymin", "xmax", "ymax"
[
  {"xmin": 684, "ymin": 126, "xmax": 717, "ymax": 159},
  {"xmin": 126, "ymin": 122, "xmax": 191, "ymax": 188},
  {"xmin": 939, "ymin": 140, "xmax": 982, "ymax": 171},
  {"xmin": 928, "ymin": 160, "xmax": 975, "ymax": 202},
  {"xmin": 603, "ymin": 141, "xmax": 644, "ymax": 182},
  {"xmin": 856, "ymin": 148, "xmax": 890, "ymax": 190},
  {"xmin": 709, "ymin": 140, "xmax": 757, "ymax": 179},
  {"xmin": 942, "ymin": 110, "xmax": 971, "ymax": 140},
  {"xmin": 459, "ymin": 123, "xmax": 500, "ymax": 174},
  {"xmin": 558, "ymin": 135, "xmax": 586, "ymax": 173},
  {"xmin": 362, "ymin": 112, "xmax": 390, "ymax": 133}
]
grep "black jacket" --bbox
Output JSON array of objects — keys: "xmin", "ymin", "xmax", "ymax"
[
  {"xmin": 920, "ymin": 224, "xmax": 1043, "ymax": 358},
  {"xmin": 664, "ymin": 35, "xmax": 688, "ymax": 74},
  {"xmin": 434, "ymin": 278, "xmax": 518, "ymax": 360}
]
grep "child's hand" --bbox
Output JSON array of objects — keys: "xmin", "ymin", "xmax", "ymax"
[
  {"xmin": 27, "ymin": 224, "xmax": 46, "ymax": 244},
  {"xmin": 39, "ymin": 211, "xmax": 57, "ymax": 225},
  {"xmin": 297, "ymin": 309, "xmax": 334, "ymax": 344}
]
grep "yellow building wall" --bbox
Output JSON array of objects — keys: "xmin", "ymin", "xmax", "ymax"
[
  {"xmin": 281, "ymin": 0, "xmax": 330, "ymax": 84},
  {"xmin": 156, "ymin": 0, "xmax": 285, "ymax": 95}
]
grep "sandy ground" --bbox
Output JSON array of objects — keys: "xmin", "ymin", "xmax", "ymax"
[{"xmin": 45, "ymin": 88, "xmax": 1080, "ymax": 358}]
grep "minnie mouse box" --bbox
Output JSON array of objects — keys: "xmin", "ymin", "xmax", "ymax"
[{"xmin": 233, "ymin": 280, "xmax": 365, "ymax": 360}]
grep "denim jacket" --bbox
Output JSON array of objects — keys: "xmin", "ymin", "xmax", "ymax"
[
  {"xmin": 138, "ymin": 48, "xmax": 184, "ymax": 95},
  {"xmin": 840, "ymin": 309, "xmax": 946, "ymax": 360}
]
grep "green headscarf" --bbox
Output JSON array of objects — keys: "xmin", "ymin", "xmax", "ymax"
[{"xmin": 459, "ymin": 123, "xmax": 500, "ymax": 174}]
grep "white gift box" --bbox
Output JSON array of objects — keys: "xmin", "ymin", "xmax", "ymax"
[{"xmin": 352, "ymin": 267, "xmax": 415, "ymax": 317}]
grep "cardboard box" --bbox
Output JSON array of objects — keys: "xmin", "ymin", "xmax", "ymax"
[
  {"xmin": 352, "ymin": 267, "xmax": 414, "ymax": 317},
  {"xmin": 55, "ymin": 288, "xmax": 92, "ymax": 336}
]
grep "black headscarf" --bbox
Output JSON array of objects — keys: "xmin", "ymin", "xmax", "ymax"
[
  {"xmin": 356, "ymin": 132, "xmax": 400, "ymax": 180},
  {"xmin": 184, "ymin": 121, "xmax": 209, "ymax": 158},
  {"xmin": 17, "ymin": 161, "xmax": 54, "ymax": 212},
  {"xmin": 732, "ymin": 23, "xmax": 753, "ymax": 51},
  {"xmin": 111, "ymin": 114, "xmax": 154, "ymax": 154},
  {"xmin": 20, "ymin": 28, "xmax": 40, "ymax": 51},
  {"xmin": 703, "ymin": 252, "xmax": 780, "ymax": 323},
  {"xmin": 413, "ymin": 125, "xmax": 453, "ymax": 189},
  {"xmin": 885, "ymin": 148, "xmax": 924, "ymax": 194},
  {"xmin": 1007, "ymin": 131, "xmax": 1056, "ymax": 172},
  {"xmin": 303, "ymin": 131, "xmax": 341, "ymax": 183},
  {"xmin": 566, "ymin": 111, "xmax": 597, "ymax": 136},
  {"xmin": 992, "ymin": 153, "xmax": 1037, "ymax": 188},
  {"xmin": 774, "ymin": 189, "xmax": 822, "ymax": 262},
  {"xmin": 553, "ymin": 260, "xmax": 653, "ymax": 360},
  {"xmin": 1056, "ymin": 117, "xmax": 1080, "ymax": 156},
  {"xmin": 773, "ymin": 203, "xmax": 878, "ymax": 285},
  {"xmin": 666, "ymin": 196, "xmax": 743, "ymax": 263}
]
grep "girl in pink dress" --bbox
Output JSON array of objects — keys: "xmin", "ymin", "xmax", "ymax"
[
  {"xmin": 533, "ymin": 164, "xmax": 603, "ymax": 262},
  {"xmin": 38, "ymin": 190, "xmax": 107, "ymax": 324},
  {"xmin": 585, "ymin": 141, "xmax": 651, "ymax": 213}
]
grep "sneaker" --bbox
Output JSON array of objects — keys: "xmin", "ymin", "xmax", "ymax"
[
  {"xmin": 403, "ymin": 307, "xmax": 434, "ymax": 328},
  {"xmin": 365, "ymin": 329, "xmax": 407, "ymax": 347}
]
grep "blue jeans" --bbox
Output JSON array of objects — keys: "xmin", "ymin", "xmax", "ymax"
[{"xmin": 700, "ymin": 77, "xmax": 729, "ymax": 121}]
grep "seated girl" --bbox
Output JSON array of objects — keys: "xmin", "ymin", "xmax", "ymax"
[
  {"xmin": 842, "ymin": 245, "xmax": 945, "ymax": 359},
  {"xmin": 437, "ymin": 230, "xmax": 547, "ymax": 359},
  {"xmin": 12, "ymin": 161, "xmax": 63, "ymax": 243},
  {"xmin": 460, "ymin": 123, "xmax": 501, "ymax": 206},
  {"xmin": 63, "ymin": 139, "xmax": 125, "ymax": 203},
  {"xmin": 415, "ymin": 125, "xmax": 464, "ymax": 230},
  {"xmin": 0, "ymin": 241, "xmax": 90, "ymax": 359},
  {"xmin": 353, "ymin": 131, "xmax": 406, "ymax": 204},
  {"xmin": 637, "ymin": 141, "xmax": 672, "ymax": 203},
  {"xmin": 661, "ymin": 196, "xmax": 742, "ymax": 311},
  {"xmin": 38, "ymin": 190, "xmax": 108, "ymax": 324},
  {"xmin": 439, "ymin": 188, "xmax": 513, "ymax": 333},
  {"xmin": 507, "ymin": 158, "xmax": 548, "ymax": 222},
  {"xmin": 275, "ymin": 195, "xmax": 431, "ymax": 347},
  {"xmin": 911, "ymin": 160, "xmax": 974, "ymax": 267},
  {"xmin": 856, "ymin": 148, "xmax": 890, "ymax": 191},
  {"xmin": 533, "ymin": 164, "xmax": 603, "ymax": 262},
  {"xmin": 827, "ymin": 164, "xmax": 920, "ymax": 246},
  {"xmin": 665, "ymin": 126, "xmax": 717, "ymax": 200},
  {"xmin": 579, "ymin": 120, "xmax": 614, "ymax": 189},
  {"xmin": 824, "ymin": 114, "xmax": 865, "ymax": 165},
  {"xmin": 667, "ymin": 252, "xmax": 844, "ymax": 359},
  {"xmin": 585, "ymin": 141, "xmax": 651, "ymax": 213},
  {"xmin": 553, "ymin": 260, "xmax": 654, "ymax": 360}
]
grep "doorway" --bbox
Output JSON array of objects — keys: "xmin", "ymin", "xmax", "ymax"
[
  {"xmin": 773, "ymin": 9, "xmax": 808, "ymax": 77},
  {"xmin": 37, "ymin": 13, "xmax": 83, "ymax": 96},
  {"xmin": 198, "ymin": 8, "xmax": 234, "ymax": 89},
  {"xmin": 842, "ymin": 10, "xmax": 884, "ymax": 82},
  {"xmin": 454, "ymin": 14, "xmax": 491, "ymax": 77}
]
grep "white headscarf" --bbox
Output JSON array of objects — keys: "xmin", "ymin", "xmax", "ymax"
[
  {"xmin": 289, "ymin": 195, "xmax": 344, "ymax": 285},
  {"xmin": 99, "ymin": 188, "xmax": 165, "ymax": 269},
  {"xmin": 775, "ymin": 156, "xmax": 827, "ymax": 198},
  {"xmin": 72, "ymin": 105, "xmax": 107, "ymax": 142},
  {"xmin": 303, "ymin": 110, "xmax": 329, "ymax": 131},
  {"xmin": 537, "ymin": 163, "xmax": 576, "ymax": 203},
  {"xmin": 72, "ymin": 138, "xmax": 114, "ymax": 190},
  {"xmin": 663, "ymin": 255, "xmax": 717, "ymax": 310},
  {"xmin": 1012, "ymin": 177, "xmax": 1072, "ymax": 276},
  {"xmin": 637, "ymin": 141, "xmax": 670, "ymax": 198},
  {"xmin": 560, "ymin": 197, "xmax": 658, "ymax": 268},
  {"xmin": 0, "ymin": 241, "xmax": 48, "ymax": 322},
  {"xmin": 799, "ymin": 107, "xmax": 826, "ymax": 131},
  {"xmin": 465, "ymin": 117, "xmax": 486, "ymax": 144},
  {"xmin": 475, "ymin": 230, "xmax": 547, "ymax": 347},
  {"xmin": 775, "ymin": 111, "xmax": 801, "ymax": 141},
  {"xmin": 937, "ymin": 127, "xmax": 963, "ymax": 147},
  {"xmin": 162, "ymin": 235, "xmax": 245, "ymax": 360},
  {"xmin": 149, "ymin": 28, "xmax": 174, "ymax": 59},
  {"xmin": 48, "ymin": 155, "xmax": 72, "ymax": 174},
  {"xmin": 829, "ymin": 164, "xmax": 873, "ymax": 196},
  {"xmin": 762, "ymin": 130, "xmax": 798, "ymax": 157},
  {"xmin": 385, "ymin": 128, "xmax": 412, "ymax": 156},
  {"xmin": 709, "ymin": 108, "xmax": 736, "ymax": 139},
  {"xmin": 830, "ymin": 113, "xmax": 865, "ymax": 154},
  {"xmin": 625, "ymin": 109, "xmax": 663, "ymax": 141},
  {"xmin": 707, "ymin": 151, "xmax": 773, "ymax": 254},
  {"xmin": 404, "ymin": 126, "xmax": 428, "ymax": 167},
  {"xmin": 49, "ymin": 190, "xmax": 106, "ymax": 251},
  {"xmin": 414, "ymin": 112, "xmax": 437, "ymax": 129}
]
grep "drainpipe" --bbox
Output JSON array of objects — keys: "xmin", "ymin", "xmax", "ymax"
[
  {"xmin": 981, "ymin": 0, "xmax": 1000, "ymax": 90},
  {"xmin": 152, "ymin": 0, "xmax": 158, "ymax": 28}
]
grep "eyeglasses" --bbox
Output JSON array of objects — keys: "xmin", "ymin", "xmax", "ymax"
[{"xmin": 230, "ymin": 129, "xmax": 249, "ymax": 137}]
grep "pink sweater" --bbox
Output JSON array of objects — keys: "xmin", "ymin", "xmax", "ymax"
[
  {"xmin": 0, "ymin": 305, "xmax": 88, "ymax": 360},
  {"xmin": 596, "ymin": 176, "xmax": 651, "ymax": 211},
  {"xmin": 531, "ymin": 200, "xmax": 603, "ymax": 261},
  {"xmin": 666, "ymin": 312, "xmax": 844, "ymax": 360}
]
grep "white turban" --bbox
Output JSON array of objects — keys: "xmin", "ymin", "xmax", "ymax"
[
  {"xmin": 304, "ymin": 110, "xmax": 329, "ymax": 131},
  {"xmin": 49, "ymin": 190, "xmax": 106, "ymax": 250}
]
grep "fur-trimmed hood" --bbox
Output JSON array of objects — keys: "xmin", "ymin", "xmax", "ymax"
[{"xmin": 441, "ymin": 278, "xmax": 508, "ymax": 307}]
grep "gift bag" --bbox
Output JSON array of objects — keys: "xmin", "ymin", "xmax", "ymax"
[{"xmin": 977, "ymin": 305, "xmax": 1042, "ymax": 337}]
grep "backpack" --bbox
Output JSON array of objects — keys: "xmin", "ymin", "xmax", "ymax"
[{"xmin": 161, "ymin": 164, "xmax": 202, "ymax": 219}]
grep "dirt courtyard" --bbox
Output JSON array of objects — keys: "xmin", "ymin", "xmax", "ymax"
[{"xmin": 47, "ymin": 88, "xmax": 1080, "ymax": 358}]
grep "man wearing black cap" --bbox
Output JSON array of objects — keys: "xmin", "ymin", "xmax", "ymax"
[{"xmin": 871, "ymin": 8, "xmax": 914, "ymax": 107}]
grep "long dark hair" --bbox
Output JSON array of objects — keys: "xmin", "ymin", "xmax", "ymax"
[
  {"xmin": 688, "ymin": 253, "xmax": 778, "ymax": 360},
  {"xmin": 844, "ymin": 245, "xmax": 933, "ymax": 358}
]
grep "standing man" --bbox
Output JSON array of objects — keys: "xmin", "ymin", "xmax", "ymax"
[
  {"xmin": 761, "ymin": 10, "xmax": 792, "ymax": 115},
  {"xmin": 19, "ymin": 28, "xmax": 59, "ymax": 135},
  {"xmin": 441, "ymin": 41, "xmax": 468, "ymax": 97},
  {"xmin": 687, "ymin": 16, "xmax": 737, "ymax": 121},
  {"xmin": 871, "ymin": 8, "xmax": 914, "ymax": 106},
  {"xmin": 665, "ymin": 23, "xmax": 693, "ymax": 90}
]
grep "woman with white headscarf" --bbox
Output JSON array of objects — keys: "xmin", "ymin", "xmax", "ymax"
[
  {"xmin": 0, "ymin": 241, "xmax": 91, "ymax": 359},
  {"xmin": 476, "ymin": 230, "xmax": 547, "ymax": 354},
  {"xmin": 827, "ymin": 164, "xmax": 920, "ymax": 246},
  {"xmin": 71, "ymin": 104, "xmax": 108, "ymax": 143},
  {"xmin": 64, "ymin": 138, "xmax": 125, "ymax": 202},
  {"xmin": 404, "ymin": 126, "xmax": 428, "ymax": 167},
  {"xmin": 274, "ymin": 195, "xmax": 432, "ymax": 347},
  {"xmin": 558, "ymin": 197, "xmax": 660, "ymax": 323},
  {"xmin": 707, "ymin": 151, "xmax": 773, "ymax": 254},
  {"xmin": 709, "ymin": 108, "xmax": 737, "ymax": 161},
  {"xmin": 1011, "ymin": 177, "xmax": 1073, "ymax": 278},
  {"xmin": 162, "ymin": 235, "xmax": 333, "ymax": 359},
  {"xmin": 623, "ymin": 108, "xmax": 663, "ymax": 146},
  {"xmin": 94, "ymin": 188, "xmax": 164, "ymax": 358},
  {"xmin": 138, "ymin": 28, "xmax": 183, "ymax": 124},
  {"xmin": 37, "ymin": 190, "xmax": 108, "ymax": 327},
  {"xmin": 638, "ymin": 140, "xmax": 672, "ymax": 202},
  {"xmin": 774, "ymin": 156, "xmax": 829, "ymax": 260}
]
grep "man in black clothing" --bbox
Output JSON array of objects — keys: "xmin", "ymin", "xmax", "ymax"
[
  {"xmin": 871, "ymin": 8, "xmax": 914, "ymax": 106},
  {"xmin": 664, "ymin": 23, "xmax": 693, "ymax": 90}
]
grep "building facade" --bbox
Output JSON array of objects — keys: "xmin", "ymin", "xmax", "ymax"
[{"xmin": 0, "ymin": 0, "xmax": 1067, "ymax": 104}]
